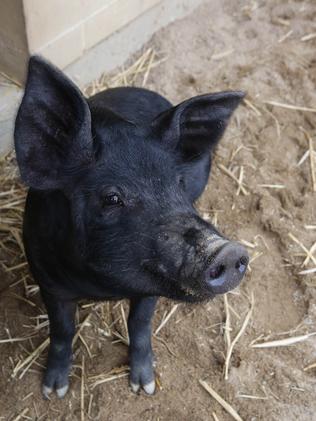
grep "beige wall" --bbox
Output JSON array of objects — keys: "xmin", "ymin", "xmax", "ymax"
[
  {"xmin": 0, "ymin": 0, "xmax": 161, "ymax": 82},
  {"xmin": 0, "ymin": 0, "xmax": 29, "ymax": 82}
]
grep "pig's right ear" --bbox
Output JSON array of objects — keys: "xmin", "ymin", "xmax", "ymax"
[
  {"xmin": 14, "ymin": 56, "xmax": 93, "ymax": 190},
  {"xmin": 151, "ymin": 91, "xmax": 245, "ymax": 161}
]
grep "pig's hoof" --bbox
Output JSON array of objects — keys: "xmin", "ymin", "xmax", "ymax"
[
  {"xmin": 42, "ymin": 385, "xmax": 53, "ymax": 399},
  {"xmin": 130, "ymin": 351, "xmax": 155, "ymax": 395},
  {"xmin": 143, "ymin": 380, "xmax": 155, "ymax": 395},
  {"xmin": 42, "ymin": 365, "xmax": 70, "ymax": 398},
  {"xmin": 130, "ymin": 379, "xmax": 156, "ymax": 395},
  {"xmin": 56, "ymin": 384, "xmax": 69, "ymax": 398},
  {"xmin": 42, "ymin": 381, "xmax": 69, "ymax": 399},
  {"xmin": 129, "ymin": 361, "xmax": 155, "ymax": 395},
  {"xmin": 130, "ymin": 382, "xmax": 140, "ymax": 393}
]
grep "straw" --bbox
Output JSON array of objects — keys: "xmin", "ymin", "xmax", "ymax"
[
  {"xmin": 218, "ymin": 164, "xmax": 249, "ymax": 196},
  {"xmin": 155, "ymin": 304, "xmax": 179, "ymax": 336},
  {"xmin": 12, "ymin": 408, "xmax": 29, "ymax": 421},
  {"xmin": 251, "ymin": 332, "xmax": 316, "ymax": 348},
  {"xmin": 199, "ymin": 380, "xmax": 244, "ymax": 421},
  {"xmin": 263, "ymin": 100, "xmax": 316, "ymax": 113},
  {"xmin": 81, "ymin": 355, "xmax": 85, "ymax": 421},
  {"xmin": 224, "ymin": 292, "xmax": 254, "ymax": 380},
  {"xmin": 300, "ymin": 127, "xmax": 316, "ymax": 192},
  {"xmin": 301, "ymin": 33, "xmax": 316, "ymax": 42}
]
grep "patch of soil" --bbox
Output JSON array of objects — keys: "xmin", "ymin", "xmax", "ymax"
[{"xmin": 1, "ymin": 0, "xmax": 316, "ymax": 420}]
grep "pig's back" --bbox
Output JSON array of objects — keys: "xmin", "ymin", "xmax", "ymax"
[{"xmin": 88, "ymin": 87, "xmax": 172, "ymax": 127}]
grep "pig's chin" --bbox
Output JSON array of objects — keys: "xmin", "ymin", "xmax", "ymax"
[
  {"xmin": 173, "ymin": 288, "xmax": 214, "ymax": 303},
  {"xmin": 142, "ymin": 264, "xmax": 214, "ymax": 302}
]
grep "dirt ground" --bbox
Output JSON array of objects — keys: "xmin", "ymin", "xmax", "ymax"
[{"xmin": 1, "ymin": 0, "xmax": 316, "ymax": 420}]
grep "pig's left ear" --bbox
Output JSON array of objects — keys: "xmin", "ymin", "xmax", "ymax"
[
  {"xmin": 151, "ymin": 91, "xmax": 245, "ymax": 160},
  {"xmin": 14, "ymin": 56, "xmax": 93, "ymax": 190}
]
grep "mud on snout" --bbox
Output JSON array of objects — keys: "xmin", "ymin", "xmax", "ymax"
[{"xmin": 154, "ymin": 214, "xmax": 249, "ymax": 301}]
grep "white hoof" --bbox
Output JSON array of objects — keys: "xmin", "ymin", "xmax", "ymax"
[
  {"xmin": 56, "ymin": 384, "xmax": 69, "ymax": 398},
  {"xmin": 130, "ymin": 382, "xmax": 140, "ymax": 393},
  {"xmin": 143, "ymin": 380, "xmax": 155, "ymax": 395},
  {"xmin": 42, "ymin": 385, "xmax": 53, "ymax": 399}
]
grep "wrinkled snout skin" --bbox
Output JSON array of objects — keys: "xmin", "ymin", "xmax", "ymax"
[
  {"xmin": 15, "ymin": 56, "xmax": 248, "ymax": 398},
  {"xmin": 153, "ymin": 214, "xmax": 248, "ymax": 300}
]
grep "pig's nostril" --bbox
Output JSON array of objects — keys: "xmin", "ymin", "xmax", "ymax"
[
  {"xmin": 209, "ymin": 264, "xmax": 225, "ymax": 280},
  {"xmin": 235, "ymin": 256, "xmax": 248, "ymax": 273},
  {"xmin": 205, "ymin": 242, "xmax": 249, "ymax": 294}
]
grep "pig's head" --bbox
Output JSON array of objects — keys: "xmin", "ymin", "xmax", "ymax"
[{"xmin": 15, "ymin": 57, "xmax": 248, "ymax": 302}]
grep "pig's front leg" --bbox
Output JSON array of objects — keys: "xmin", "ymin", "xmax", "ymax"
[
  {"xmin": 41, "ymin": 290, "xmax": 76, "ymax": 398},
  {"xmin": 128, "ymin": 296, "xmax": 158, "ymax": 395}
]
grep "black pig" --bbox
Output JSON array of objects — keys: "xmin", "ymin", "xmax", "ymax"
[{"xmin": 14, "ymin": 56, "xmax": 248, "ymax": 398}]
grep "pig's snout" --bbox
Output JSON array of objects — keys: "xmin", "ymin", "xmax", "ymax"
[{"xmin": 205, "ymin": 242, "xmax": 249, "ymax": 294}]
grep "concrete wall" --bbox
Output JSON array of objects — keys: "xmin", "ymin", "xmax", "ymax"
[
  {"xmin": 0, "ymin": 0, "xmax": 162, "ymax": 82},
  {"xmin": 0, "ymin": 0, "xmax": 29, "ymax": 82},
  {"xmin": 23, "ymin": 0, "xmax": 162, "ymax": 71}
]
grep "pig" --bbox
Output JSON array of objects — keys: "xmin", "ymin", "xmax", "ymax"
[{"xmin": 14, "ymin": 56, "xmax": 248, "ymax": 398}]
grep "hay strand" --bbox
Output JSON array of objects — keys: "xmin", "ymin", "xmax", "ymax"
[
  {"xmin": 237, "ymin": 393, "xmax": 268, "ymax": 400},
  {"xmin": 300, "ymin": 127, "xmax": 316, "ymax": 192},
  {"xmin": 224, "ymin": 292, "xmax": 254, "ymax": 380},
  {"xmin": 258, "ymin": 184, "xmax": 285, "ymax": 189},
  {"xmin": 12, "ymin": 408, "xmax": 29, "ymax": 421},
  {"xmin": 199, "ymin": 380, "xmax": 244, "ymax": 421},
  {"xmin": 81, "ymin": 355, "xmax": 85, "ymax": 421},
  {"xmin": 12, "ymin": 338, "xmax": 50, "ymax": 378},
  {"xmin": 304, "ymin": 362, "xmax": 316, "ymax": 371},
  {"xmin": 278, "ymin": 29, "xmax": 293, "ymax": 43},
  {"xmin": 288, "ymin": 233, "xmax": 316, "ymax": 266},
  {"xmin": 301, "ymin": 33, "xmax": 316, "ymax": 41},
  {"xmin": 212, "ymin": 412, "xmax": 220, "ymax": 421},
  {"xmin": 155, "ymin": 304, "xmax": 179, "ymax": 336},
  {"xmin": 263, "ymin": 100, "xmax": 316, "ymax": 113},
  {"xmin": 251, "ymin": 332, "xmax": 316, "ymax": 348},
  {"xmin": 218, "ymin": 164, "xmax": 249, "ymax": 196},
  {"xmin": 243, "ymin": 98, "xmax": 262, "ymax": 116},
  {"xmin": 298, "ymin": 267, "xmax": 316, "ymax": 275}
]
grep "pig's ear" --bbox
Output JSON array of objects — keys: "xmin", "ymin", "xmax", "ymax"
[
  {"xmin": 14, "ymin": 56, "xmax": 93, "ymax": 190},
  {"xmin": 151, "ymin": 91, "xmax": 245, "ymax": 160}
]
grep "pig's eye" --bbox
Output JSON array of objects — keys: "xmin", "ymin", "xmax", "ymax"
[{"xmin": 103, "ymin": 193, "xmax": 124, "ymax": 207}]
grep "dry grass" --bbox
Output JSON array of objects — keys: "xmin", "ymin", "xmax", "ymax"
[
  {"xmin": 301, "ymin": 33, "xmax": 316, "ymax": 42},
  {"xmin": 217, "ymin": 163, "xmax": 249, "ymax": 196},
  {"xmin": 288, "ymin": 233, "xmax": 316, "ymax": 272},
  {"xmin": 278, "ymin": 29, "xmax": 293, "ymax": 43},
  {"xmin": 199, "ymin": 379, "xmax": 244, "ymax": 421},
  {"xmin": 154, "ymin": 304, "xmax": 179, "ymax": 336},
  {"xmin": 11, "ymin": 407, "xmax": 29, "ymax": 421},
  {"xmin": 89, "ymin": 366, "xmax": 130, "ymax": 390},
  {"xmin": 82, "ymin": 47, "xmax": 166, "ymax": 96},
  {"xmin": 81, "ymin": 356, "xmax": 85, "ymax": 421},
  {"xmin": 263, "ymin": 100, "xmax": 316, "ymax": 113},
  {"xmin": 299, "ymin": 127, "xmax": 316, "ymax": 192},
  {"xmin": 224, "ymin": 292, "xmax": 254, "ymax": 380},
  {"xmin": 236, "ymin": 393, "xmax": 268, "ymax": 400},
  {"xmin": 250, "ymin": 332, "xmax": 316, "ymax": 348}
]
